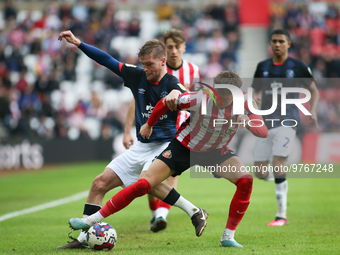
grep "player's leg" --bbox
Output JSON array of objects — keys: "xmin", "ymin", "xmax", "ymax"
[
  {"xmin": 148, "ymin": 181, "xmax": 208, "ymax": 237},
  {"xmin": 146, "ymin": 194, "xmax": 161, "ymax": 231},
  {"xmin": 268, "ymin": 155, "xmax": 289, "ymax": 226},
  {"xmin": 68, "ymin": 159, "xmax": 174, "ymax": 229},
  {"xmin": 57, "ymin": 143, "xmax": 145, "ymax": 249},
  {"xmin": 214, "ymin": 156, "xmax": 253, "ymax": 248},
  {"xmin": 157, "ymin": 176, "xmax": 178, "ymax": 217},
  {"xmin": 253, "ymin": 130, "xmax": 274, "ymax": 181},
  {"xmin": 268, "ymin": 127, "xmax": 295, "ymax": 226},
  {"xmin": 148, "ymin": 175, "xmax": 179, "ymax": 232},
  {"xmin": 56, "ymin": 167, "xmax": 124, "ymax": 249},
  {"xmin": 69, "ymin": 140, "xmax": 208, "ymax": 237}
]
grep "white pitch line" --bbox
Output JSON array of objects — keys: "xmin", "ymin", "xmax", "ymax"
[{"xmin": 0, "ymin": 190, "xmax": 89, "ymax": 222}]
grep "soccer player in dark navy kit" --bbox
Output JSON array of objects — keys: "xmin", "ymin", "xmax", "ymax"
[
  {"xmin": 55, "ymin": 30, "xmax": 203, "ymax": 249},
  {"xmin": 251, "ymin": 29, "xmax": 319, "ymax": 226}
]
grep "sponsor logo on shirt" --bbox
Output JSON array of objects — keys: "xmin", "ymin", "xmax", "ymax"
[
  {"xmin": 142, "ymin": 104, "xmax": 167, "ymax": 120},
  {"xmin": 138, "ymin": 88, "xmax": 145, "ymax": 94}
]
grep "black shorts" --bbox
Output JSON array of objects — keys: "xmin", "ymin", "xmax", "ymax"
[{"xmin": 157, "ymin": 138, "xmax": 236, "ymax": 177}]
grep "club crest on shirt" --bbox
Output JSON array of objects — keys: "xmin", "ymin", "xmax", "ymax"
[
  {"xmin": 252, "ymin": 99, "xmax": 258, "ymax": 109},
  {"xmin": 286, "ymin": 69, "xmax": 294, "ymax": 78},
  {"xmin": 308, "ymin": 67, "xmax": 312, "ymax": 75},
  {"xmin": 178, "ymin": 83, "xmax": 187, "ymax": 91},
  {"xmin": 162, "ymin": 150, "xmax": 172, "ymax": 159},
  {"xmin": 263, "ymin": 71, "xmax": 269, "ymax": 77}
]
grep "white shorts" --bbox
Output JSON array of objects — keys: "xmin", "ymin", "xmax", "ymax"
[
  {"xmin": 253, "ymin": 126, "xmax": 296, "ymax": 162},
  {"xmin": 106, "ymin": 141, "xmax": 170, "ymax": 188}
]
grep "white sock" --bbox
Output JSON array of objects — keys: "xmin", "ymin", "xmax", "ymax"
[
  {"xmin": 174, "ymin": 196, "xmax": 199, "ymax": 218},
  {"xmin": 151, "ymin": 210, "xmax": 157, "ymax": 218},
  {"xmin": 156, "ymin": 207, "xmax": 169, "ymax": 219},
  {"xmin": 86, "ymin": 211, "xmax": 105, "ymax": 225},
  {"xmin": 77, "ymin": 231, "xmax": 87, "ymax": 243},
  {"xmin": 221, "ymin": 228, "xmax": 235, "ymax": 241},
  {"xmin": 77, "ymin": 214, "xmax": 90, "ymax": 242},
  {"xmin": 275, "ymin": 180, "xmax": 288, "ymax": 219}
]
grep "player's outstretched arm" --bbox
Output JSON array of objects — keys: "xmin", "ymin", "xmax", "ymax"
[
  {"xmin": 58, "ymin": 30, "xmax": 81, "ymax": 46},
  {"xmin": 307, "ymin": 82, "xmax": 319, "ymax": 130},
  {"xmin": 246, "ymin": 114, "xmax": 268, "ymax": 138},
  {"xmin": 58, "ymin": 30, "xmax": 121, "ymax": 75}
]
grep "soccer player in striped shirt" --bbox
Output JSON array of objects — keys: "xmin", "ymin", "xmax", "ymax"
[
  {"xmin": 123, "ymin": 29, "xmax": 201, "ymax": 233},
  {"xmin": 56, "ymin": 30, "xmax": 194, "ymax": 249},
  {"xmin": 68, "ymin": 71, "xmax": 268, "ymax": 248}
]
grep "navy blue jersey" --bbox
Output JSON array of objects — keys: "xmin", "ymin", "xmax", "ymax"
[
  {"xmin": 77, "ymin": 42, "xmax": 186, "ymax": 143},
  {"xmin": 252, "ymin": 57, "xmax": 314, "ymax": 130},
  {"xmin": 120, "ymin": 64, "xmax": 186, "ymax": 142}
]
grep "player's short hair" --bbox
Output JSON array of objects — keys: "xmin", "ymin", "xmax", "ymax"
[
  {"xmin": 163, "ymin": 28, "xmax": 186, "ymax": 45},
  {"xmin": 138, "ymin": 39, "xmax": 166, "ymax": 59},
  {"xmin": 213, "ymin": 70, "xmax": 242, "ymax": 89},
  {"xmin": 270, "ymin": 29, "xmax": 290, "ymax": 41}
]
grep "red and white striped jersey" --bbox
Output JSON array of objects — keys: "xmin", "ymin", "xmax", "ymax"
[
  {"xmin": 166, "ymin": 59, "xmax": 201, "ymax": 129},
  {"xmin": 176, "ymin": 92, "xmax": 252, "ymax": 152}
]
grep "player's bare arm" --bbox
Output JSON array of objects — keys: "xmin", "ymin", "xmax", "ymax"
[
  {"xmin": 252, "ymin": 89, "xmax": 262, "ymax": 107},
  {"xmin": 123, "ymin": 99, "xmax": 136, "ymax": 149},
  {"xmin": 58, "ymin": 30, "xmax": 81, "ymax": 46},
  {"xmin": 237, "ymin": 114, "xmax": 250, "ymax": 129},
  {"xmin": 140, "ymin": 123, "xmax": 153, "ymax": 139},
  {"xmin": 307, "ymin": 82, "xmax": 320, "ymax": 130}
]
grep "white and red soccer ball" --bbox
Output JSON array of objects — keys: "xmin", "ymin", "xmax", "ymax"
[{"xmin": 86, "ymin": 222, "xmax": 117, "ymax": 251}]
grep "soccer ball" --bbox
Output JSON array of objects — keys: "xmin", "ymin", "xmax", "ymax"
[{"xmin": 86, "ymin": 222, "xmax": 117, "ymax": 251}]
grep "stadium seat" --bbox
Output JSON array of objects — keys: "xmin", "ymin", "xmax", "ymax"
[{"xmin": 84, "ymin": 117, "xmax": 102, "ymax": 140}]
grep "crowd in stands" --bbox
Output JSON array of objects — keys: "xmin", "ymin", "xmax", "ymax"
[
  {"xmin": 0, "ymin": 0, "xmax": 240, "ymax": 140},
  {"xmin": 0, "ymin": 0, "xmax": 338, "ymax": 141},
  {"xmin": 269, "ymin": 1, "xmax": 340, "ymax": 132}
]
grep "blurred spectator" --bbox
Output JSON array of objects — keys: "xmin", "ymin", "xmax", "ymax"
[
  {"xmin": 206, "ymin": 28, "xmax": 228, "ymax": 53},
  {"xmin": 4, "ymin": 0, "xmax": 17, "ymax": 22},
  {"xmin": 128, "ymin": 18, "xmax": 140, "ymax": 37},
  {"xmin": 0, "ymin": 0, "xmax": 242, "ymax": 140},
  {"xmin": 202, "ymin": 52, "xmax": 223, "ymax": 78},
  {"xmin": 270, "ymin": 1, "xmax": 340, "ymax": 133},
  {"xmin": 157, "ymin": 2, "xmax": 174, "ymax": 21}
]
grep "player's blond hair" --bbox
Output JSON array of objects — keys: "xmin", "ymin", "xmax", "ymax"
[
  {"xmin": 214, "ymin": 70, "xmax": 242, "ymax": 88},
  {"xmin": 163, "ymin": 28, "xmax": 186, "ymax": 45},
  {"xmin": 138, "ymin": 39, "xmax": 166, "ymax": 59}
]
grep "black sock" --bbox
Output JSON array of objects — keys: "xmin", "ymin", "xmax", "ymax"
[
  {"xmin": 274, "ymin": 174, "xmax": 286, "ymax": 184},
  {"xmin": 162, "ymin": 188, "xmax": 180, "ymax": 206},
  {"xmin": 83, "ymin": 203, "xmax": 102, "ymax": 217}
]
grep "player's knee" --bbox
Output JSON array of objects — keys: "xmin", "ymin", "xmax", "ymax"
[
  {"xmin": 91, "ymin": 174, "xmax": 112, "ymax": 193},
  {"xmin": 254, "ymin": 171, "xmax": 264, "ymax": 178},
  {"xmin": 134, "ymin": 179, "xmax": 151, "ymax": 196},
  {"xmin": 236, "ymin": 174, "xmax": 253, "ymax": 193}
]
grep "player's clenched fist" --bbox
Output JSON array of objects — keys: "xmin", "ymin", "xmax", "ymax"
[
  {"xmin": 58, "ymin": 30, "xmax": 81, "ymax": 47},
  {"xmin": 140, "ymin": 123, "xmax": 153, "ymax": 139},
  {"xmin": 164, "ymin": 89, "xmax": 182, "ymax": 111},
  {"xmin": 236, "ymin": 114, "xmax": 250, "ymax": 129}
]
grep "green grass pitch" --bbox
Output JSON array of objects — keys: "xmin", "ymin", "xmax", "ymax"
[{"xmin": 0, "ymin": 161, "xmax": 339, "ymax": 254}]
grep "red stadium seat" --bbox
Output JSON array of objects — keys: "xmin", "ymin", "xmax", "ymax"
[
  {"xmin": 310, "ymin": 28, "xmax": 325, "ymax": 45},
  {"xmin": 325, "ymin": 18, "xmax": 338, "ymax": 30}
]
